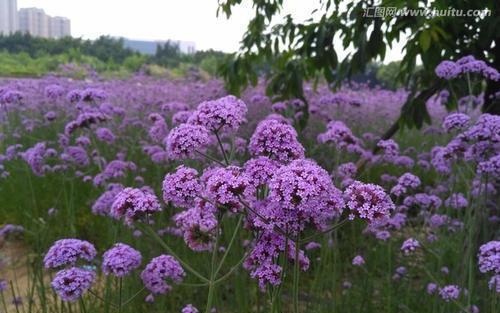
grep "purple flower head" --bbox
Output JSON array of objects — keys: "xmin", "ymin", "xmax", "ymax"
[
  {"xmin": 62, "ymin": 146, "xmax": 89, "ymax": 167},
  {"xmin": 95, "ymin": 127, "xmax": 116, "ymax": 144},
  {"xmin": 162, "ymin": 165, "xmax": 202, "ymax": 208},
  {"xmin": 244, "ymin": 231, "xmax": 309, "ymax": 290},
  {"xmin": 22, "ymin": 142, "xmax": 47, "ymax": 176},
  {"xmin": 102, "ymin": 243, "xmax": 142, "ymax": 277},
  {"xmin": 0, "ymin": 224, "xmax": 24, "ymax": 238},
  {"xmin": 336, "ymin": 162, "xmax": 357, "ymax": 180},
  {"xmin": 401, "ymin": 238, "xmax": 420, "ymax": 256},
  {"xmin": 243, "ymin": 156, "xmax": 280, "ymax": 187},
  {"xmin": 141, "ymin": 255, "xmax": 185, "ymax": 295},
  {"xmin": 317, "ymin": 121, "xmax": 362, "ymax": 152},
  {"xmin": 92, "ymin": 184, "xmax": 124, "ymax": 216},
  {"xmin": 172, "ymin": 110, "xmax": 193, "ymax": 125},
  {"xmin": 489, "ymin": 275, "xmax": 500, "ymax": 293},
  {"xmin": 435, "ymin": 60, "xmax": 461, "ymax": 79},
  {"xmin": 439, "ymin": 285, "xmax": 461, "ymax": 302},
  {"xmin": 81, "ymin": 88, "xmax": 107, "ymax": 102},
  {"xmin": 188, "ymin": 95, "xmax": 247, "ymax": 132},
  {"xmin": 377, "ymin": 139, "xmax": 400, "ymax": 160},
  {"xmin": 352, "ymin": 255, "xmax": 365, "ymax": 266},
  {"xmin": 249, "ymin": 119, "xmax": 305, "ymax": 163},
  {"xmin": 111, "ymin": 187, "xmax": 162, "ymax": 224},
  {"xmin": 427, "ymin": 282, "xmax": 438, "ymax": 295},
  {"xmin": 345, "ymin": 181, "xmax": 394, "ymax": 222},
  {"xmin": 478, "ymin": 241, "xmax": 500, "ymax": 274},
  {"xmin": 45, "ymin": 84, "xmax": 65, "ymax": 99},
  {"xmin": 148, "ymin": 113, "xmax": 169, "ymax": 143},
  {"xmin": 44, "ymin": 239, "xmax": 97, "ymax": 269},
  {"xmin": 51, "ymin": 267, "xmax": 95, "ymax": 302},
  {"xmin": 444, "ymin": 193, "xmax": 468, "ymax": 209},
  {"xmin": 174, "ymin": 199, "xmax": 218, "ymax": 251},
  {"xmin": 45, "ymin": 111, "xmax": 57, "ymax": 121},
  {"xmin": 182, "ymin": 304, "xmax": 199, "ymax": 313},
  {"xmin": 165, "ymin": 124, "xmax": 210, "ymax": 159},
  {"xmin": 442, "ymin": 113, "xmax": 471, "ymax": 132},
  {"xmin": 477, "ymin": 154, "xmax": 500, "ymax": 177},
  {"xmin": 205, "ymin": 166, "xmax": 254, "ymax": 212},
  {"xmin": 267, "ymin": 159, "xmax": 344, "ymax": 234}
]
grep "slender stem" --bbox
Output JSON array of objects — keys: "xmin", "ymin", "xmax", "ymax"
[
  {"xmin": 10, "ymin": 281, "xmax": 20, "ymax": 313},
  {"xmin": 121, "ymin": 287, "xmax": 145, "ymax": 306},
  {"xmin": 236, "ymin": 195, "xmax": 293, "ymax": 240},
  {"xmin": 214, "ymin": 131, "xmax": 230, "ymax": 165},
  {"xmin": 88, "ymin": 289, "xmax": 117, "ymax": 308},
  {"xmin": 214, "ymin": 215, "xmax": 243, "ymax": 277},
  {"xmin": 180, "ymin": 282, "xmax": 209, "ymax": 287},
  {"xmin": 300, "ymin": 219, "xmax": 349, "ymax": 243},
  {"xmin": 214, "ymin": 251, "xmax": 251, "ymax": 285},
  {"xmin": 79, "ymin": 298, "xmax": 87, "ymax": 313},
  {"xmin": 205, "ymin": 220, "xmax": 221, "ymax": 313},
  {"xmin": 0, "ymin": 290, "xmax": 9, "ymax": 313},
  {"xmin": 143, "ymin": 225, "xmax": 210, "ymax": 283},
  {"xmin": 195, "ymin": 150, "xmax": 225, "ymax": 166},
  {"xmin": 293, "ymin": 238, "xmax": 300, "ymax": 313},
  {"xmin": 118, "ymin": 278, "xmax": 123, "ymax": 313}
]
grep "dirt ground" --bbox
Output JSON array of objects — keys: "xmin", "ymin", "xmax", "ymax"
[{"xmin": 1, "ymin": 239, "xmax": 32, "ymax": 312}]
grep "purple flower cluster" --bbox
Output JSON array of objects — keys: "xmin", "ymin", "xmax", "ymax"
[
  {"xmin": 111, "ymin": 187, "xmax": 162, "ymax": 224},
  {"xmin": 243, "ymin": 156, "xmax": 279, "ymax": 188},
  {"xmin": 21, "ymin": 142, "xmax": 47, "ymax": 176},
  {"xmin": 345, "ymin": 181, "xmax": 394, "ymax": 222},
  {"xmin": 92, "ymin": 183, "xmax": 124, "ymax": 215},
  {"xmin": 44, "ymin": 239, "xmax": 97, "ymax": 269},
  {"xmin": 64, "ymin": 112, "xmax": 110, "ymax": 135},
  {"xmin": 182, "ymin": 304, "xmax": 199, "ymax": 313},
  {"xmin": 438, "ymin": 285, "xmax": 461, "ymax": 302},
  {"xmin": 165, "ymin": 124, "xmax": 210, "ymax": 159},
  {"xmin": 478, "ymin": 241, "xmax": 500, "ymax": 274},
  {"xmin": 442, "ymin": 113, "xmax": 470, "ymax": 132},
  {"xmin": 102, "ymin": 243, "xmax": 142, "ymax": 277},
  {"xmin": 249, "ymin": 119, "xmax": 305, "ymax": 163},
  {"xmin": 436, "ymin": 55, "xmax": 500, "ymax": 81},
  {"xmin": 205, "ymin": 166, "xmax": 254, "ymax": 212},
  {"xmin": 162, "ymin": 166, "xmax": 202, "ymax": 208},
  {"xmin": 444, "ymin": 193, "xmax": 468, "ymax": 209},
  {"xmin": 141, "ymin": 255, "xmax": 185, "ymax": 295},
  {"xmin": 401, "ymin": 238, "xmax": 420, "ymax": 256},
  {"xmin": 244, "ymin": 231, "xmax": 309, "ymax": 290},
  {"xmin": 266, "ymin": 159, "xmax": 344, "ymax": 234},
  {"xmin": 174, "ymin": 199, "xmax": 218, "ymax": 251},
  {"xmin": 391, "ymin": 173, "xmax": 421, "ymax": 197},
  {"xmin": 51, "ymin": 267, "xmax": 96, "ymax": 302},
  {"xmin": 317, "ymin": 121, "xmax": 362, "ymax": 153},
  {"xmin": 188, "ymin": 95, "xmax": 247, "ymax": 132}
]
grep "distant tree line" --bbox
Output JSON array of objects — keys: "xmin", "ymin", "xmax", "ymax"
[{"xmin": 0, "ymin": 33, "xmax": 227, "ymax": 75}]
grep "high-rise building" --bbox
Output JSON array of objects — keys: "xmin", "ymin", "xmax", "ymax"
[
  {"xmin": 19, "ymin": 8, "xmax": 49, "ymax": 37},
  {"xmin": 49, "ymin": 16, "xmax": 70, "ymax": 38},
  {"xmin": 0, "ymin": 0, "xmax": 18, "ymax": 34},
  {"xmin": 18, "ymin": 8, "xmax": 70, "ymax": 38}
]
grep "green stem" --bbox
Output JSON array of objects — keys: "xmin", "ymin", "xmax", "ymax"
[
  {"xmin": 143, "ymin": 225, "xmax": 209, "ymax": 283},
  {"xmin": 205, "ymin": 220, "xmax": 221, "ymax": 313},
  {"xmin": 195, "ymin": 150, "xmax": 226, "ymax": 166},
  {"xmin": 214, "ymin": 130, "xmax": 230, "ymax": 165},
  {"xmin": 121, "ymin": 287, "xmax": 145, "ymax": 306},
  {"xmin": 118, "ymin": 278, "xmax": 123, "ymax": 313},
  {"xmin": 300, "ymin": 219, "xmax": 349, "ymax": 243},
  {"xmin": 293, "ymin": 238, "xmax": 300, "ymax": 313},
  {"xmin": 214, "ymin": 215, "xmax": 243, "ymax": 277}
]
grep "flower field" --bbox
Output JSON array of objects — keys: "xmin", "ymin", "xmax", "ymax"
[{"xmin": 0, "ymin": 55, "xmax": 499, "ymax": 313}]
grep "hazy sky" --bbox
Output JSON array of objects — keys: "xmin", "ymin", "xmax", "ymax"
[{"xmin": 18, "ymin": 0, "xmax": 404, "ymax": 62}]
